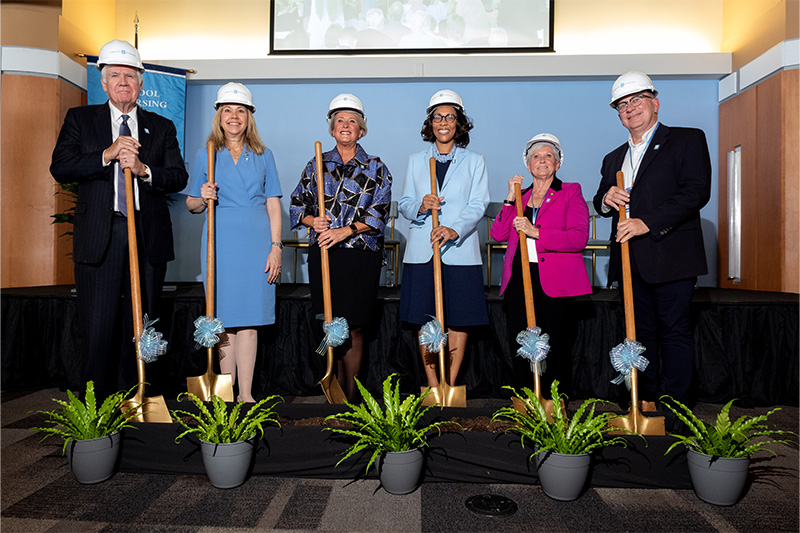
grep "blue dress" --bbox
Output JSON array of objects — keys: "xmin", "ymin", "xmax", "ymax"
[{"xmin": 189, "ymin": 147, "xmax": 282, "ymax": 327}]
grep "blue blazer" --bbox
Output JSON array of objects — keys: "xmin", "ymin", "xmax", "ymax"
[
  {"xmin": 399, "ymin": 145, "xmax": 490, "ymax": 266},
  {"xmin": 592, "ymin": 123, "xmax": 711, "ymax": 284},
  {"xmin": 50, "ymin": 103, "xmax": 188, "ymax": 264}
]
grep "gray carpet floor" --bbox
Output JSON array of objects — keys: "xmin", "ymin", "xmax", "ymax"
[{"xmin": 2, "ymin": 389, "xmax": 798, "ymax": 533}]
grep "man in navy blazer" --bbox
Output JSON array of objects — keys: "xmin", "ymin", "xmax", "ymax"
[
  {"xmin": 50, "ymin": 40, "xmax": 188, "ymax": 398},
  {"xmin": 593, "ymin": 71, "xmax": 711, "ymax": 408}
]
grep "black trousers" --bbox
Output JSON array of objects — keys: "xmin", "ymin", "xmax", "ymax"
[
  {"xmin": 629, "ymin": 254, "xmax": 696, "ymax": 404},
  {"xmin": 503, "ymin": 259, "xmax": 576, "ymax": 397},
  {"xmin": 74, "ymin": 215, "xmax": 166, "ymax": 399}
]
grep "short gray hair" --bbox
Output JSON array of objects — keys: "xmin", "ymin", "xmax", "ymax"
[{"xmin": 525, "ymin": 142, "xmax": 560, "ymax": 166}]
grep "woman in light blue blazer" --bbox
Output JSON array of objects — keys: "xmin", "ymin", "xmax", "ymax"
[{"xmin": 399, "ymin": 89, "xmax": 490, "ymax": 389}]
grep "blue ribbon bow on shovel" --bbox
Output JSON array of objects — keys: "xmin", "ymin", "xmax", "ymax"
[{"xmin": 609, "ymin": 338, "xmax": 649, "ymax": 390}]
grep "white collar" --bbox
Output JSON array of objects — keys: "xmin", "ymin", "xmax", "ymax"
[
  {"xmin": 109, "ymin": 102, "xmax": 138, "ymax": 123},
  {"xmin": 628, "ymin": 121, "xmax": 658, "ymax": 149}
]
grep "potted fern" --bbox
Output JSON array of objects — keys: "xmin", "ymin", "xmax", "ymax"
[
  {"xmin": 171, "ymin": 393, "xmax": 283, "ymax": 489},
  {"xmin": 31, "ymin": 381, "xmax": 139, "ymax": 484},
  {"xmin": 661, "ymin": 396, "xmax": 796, "ymax": 506},
  {"xmin": 323, "ymin": 374, "xmax": 452, "ymax": 495},
  {"xmin": 492, "ymin": 380, "xmax": 630, "ymax": 501}
]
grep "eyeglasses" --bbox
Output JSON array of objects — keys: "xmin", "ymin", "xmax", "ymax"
[
  {"xmin": 432, "ymin": 113, "xmax": 457, "ymax": 124},
  {"xmin": 615, "ymin": 93, "xmax": 654, "ymax": 113}
]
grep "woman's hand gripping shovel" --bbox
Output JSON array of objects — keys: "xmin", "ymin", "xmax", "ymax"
[
  {"xmin": 420, "ymin": 157, "xmax": 466, "ymax": 407},
  {"xmin": 608, "ymin": 171, "xmax": 664, "ymax": 435},
  {"xmin": 510, "ymin": 183, "xmax": 564, "ymax": 420},
  {"xmin": 186, "ymin": 142, "xmax": 234, "ymax": 401},
  {"xmin": 314, "ymin": 141, "xmax": 348, "ymax": 404},
  {"xmin": 119, "ymin": 169, "xmax": 172, "ymax": 422}
]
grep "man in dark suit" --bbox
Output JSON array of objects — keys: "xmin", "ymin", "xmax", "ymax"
[
  {"xmin": 50, "ymin": 40, "xmax": 188, "ymax": 399},
  {"xmin": 593, "ymin": 71, "xmax": 711, "ymax": 409}
]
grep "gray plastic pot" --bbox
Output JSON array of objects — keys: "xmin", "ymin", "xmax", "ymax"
[
  {"xmin": 534, "ymin": 449, "xmax": 591, "ymax": 501},
  {"xmin": 200, "ymin": 437, "xmax": 257, "ymax": 489},
  {"xmin": 378, "ymin": 448, "xmax": 424, "ymax": 495},
  {"xmin": 66, "ymin": 431, "xmax": 122, "ymax": 484},
  {"xmin": 686, "ymin": 449, "xmax": 750, "ymax": 506}
]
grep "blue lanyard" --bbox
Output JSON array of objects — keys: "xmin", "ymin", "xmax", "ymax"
[{"xmin": 627, "ymin": 123, "xmax": 658, "ymax": 183}]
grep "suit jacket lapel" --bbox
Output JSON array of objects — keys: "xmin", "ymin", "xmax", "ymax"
[{"xmin": 136, "ymin": 107, "xmax": 152, "ymax": 162}]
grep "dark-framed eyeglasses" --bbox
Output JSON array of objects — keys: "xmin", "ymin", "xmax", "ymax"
[
  {"xmin": 432, "ymin": 113, "xmax": 457, "ymax": 124},
  {"xmin": 615, "ymin": 93, "xmax": 654, "ymax": 113}
]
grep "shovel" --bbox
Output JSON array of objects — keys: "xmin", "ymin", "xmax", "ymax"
[
  {"xmin": 119, "ymin": 169, "xmax": 172, "ymax": 423},
  {"xmin": 609, "ymin": 170, "xmax": 665, "ymax": 435},
  {"xmin": 510, "ymin": 182, "xmax": 564, "ymax": 421},
  {"xmin": 186, "ymin": 141, "xmax": 234, "ymax": 402},
  {"xmin": 420, "ymin": 157, "xmax": 467, "ymax": 407},
  {"xmin": 315, "ymin": 141, "xmax": 347, "ymax": 404}
]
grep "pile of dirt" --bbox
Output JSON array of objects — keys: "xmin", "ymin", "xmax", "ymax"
[{"xmin": 279, "ymin": 416, "xmax": 512, "ymax": 434}]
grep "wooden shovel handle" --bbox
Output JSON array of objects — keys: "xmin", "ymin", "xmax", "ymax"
[
  {"xmin": 514, "ymin": 183, "xmax": 536, "ymax": 328},
  {"xmin": 429, "ymin": 158, "xmax": 445, "ymax": 326},
  {"xmin": 317, "ymin": 142, "xmax": 333, "ymax": 323},
  {"xmin": 206, "ymin": 141, "xmax": 215, "ymax": 316},
  {"xmin": 123, "ymin": 169, "xmax": 146, "ymax": 393},
  {"xmin": 616, "ymin": 171, "xmax": 636, "ymax": 340}
]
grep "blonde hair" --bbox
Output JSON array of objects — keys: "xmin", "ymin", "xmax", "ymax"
[{"xmin": 207, "ymin": 107, "xmax": 266, "ymax": 155}]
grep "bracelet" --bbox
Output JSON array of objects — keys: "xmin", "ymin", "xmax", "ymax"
[
  {"xmin": 503, "ymin": 200, "xmax": 514, "ymax": 206},
  {"xmin": 271, "ymin": 242, "xmax": 284, "ymax": 249}
]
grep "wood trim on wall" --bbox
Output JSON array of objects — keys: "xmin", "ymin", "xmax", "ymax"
[
  {"xmin": 718, "ymin": 69, "xmax": 799, "ymax": 293},
  {"xmin": 1, "ymin": 74, "xmax": 82, "ymax": 288}
]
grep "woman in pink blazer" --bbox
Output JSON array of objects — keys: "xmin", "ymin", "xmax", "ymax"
[{"xmin": 489, "ymin": 133, "xmax": 591, "ymax": 394}]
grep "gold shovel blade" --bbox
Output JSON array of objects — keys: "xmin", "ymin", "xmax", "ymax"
[
  {"xmin": 421, "ymin": 383, "xmax": 466, "ymax": 407},
  {"xmin": 609, "ymin": 410, "xmax": 666, "ymax": 435},
  {"xmin": 186, "ymin": 372, "xmax": 234, "ymax": 402},
  {"xmin": 186, "ymin": 347, "xmax": 234, "ymax": 401},
  {"xmin": 320, "ymin": 374, "xmax": 347, "ymax": 404},
  {"xmin": 121, "ymin": 395, "xmax": 172, "ymax": 423}
]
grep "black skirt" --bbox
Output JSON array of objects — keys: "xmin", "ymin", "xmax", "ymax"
[{"xmin": 308, "ymin": 245, "xmax": 382, "ymax": 328}]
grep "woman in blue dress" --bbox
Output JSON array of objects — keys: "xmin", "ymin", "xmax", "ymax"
[
  {"xmin": 186, "ymin": 82, "xmax": 283, "ymax": 402},
  {"xmin": 399, "ymin": 89, "xmax": 490, "ymax": 389}
]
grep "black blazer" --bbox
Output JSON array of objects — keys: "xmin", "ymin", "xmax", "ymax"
[
  {"xmin": 51, "ymin": 103, "xmax": 188, "ymax": 264},
  {"xmin": 592, "ymin": 123, "xmax": 711, "ymax": 284}
]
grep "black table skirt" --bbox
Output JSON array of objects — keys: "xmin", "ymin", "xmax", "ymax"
[{"xmin": 2, "ymin": 284, "xmax": 797, "ymax": 407}]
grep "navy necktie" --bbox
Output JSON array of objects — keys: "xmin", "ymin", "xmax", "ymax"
[{"xmin": 118, "ymin": 114, "xmax": 131, "ymax": 215}]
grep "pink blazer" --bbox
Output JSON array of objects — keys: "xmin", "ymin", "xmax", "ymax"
[{"xmin": 490, "ymin": 179, "xmax": 592, "ymax": 297}]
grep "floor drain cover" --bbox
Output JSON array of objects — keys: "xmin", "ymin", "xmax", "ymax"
[{"xmin": 465, "ymin": 494, "xmax": 518, "ymax": 517}]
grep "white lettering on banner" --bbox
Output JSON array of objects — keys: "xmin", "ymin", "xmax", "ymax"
[
  {"xmin": 138, "ymin": 99, "xmax": 168, "ymax": 109},
  {"xmin": 141, "ymin": 89, "xmax": 161, "ymax": 97}
]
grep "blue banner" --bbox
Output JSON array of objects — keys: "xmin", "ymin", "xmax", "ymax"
[{"xmin": 86, "ymin": 56, "xmax": 187, "ymax": 157}]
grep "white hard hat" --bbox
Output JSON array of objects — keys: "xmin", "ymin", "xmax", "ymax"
[
  {"xmin": 523, "ymin": 133, "xmax": 564, "ymax": 166},
  {"xmin": 610, "ymin": 71, "xmax": 658, "ymax": 108},
  {"xmin": 327, "ymin": 93, "xmax": 365, "ymax": 119},
  {"xmin": 97, "ymin": 40, "xmax": 143, "ymax": 72},
  {"xmin": 427, "ymin": 89, "xmax": 464, "ymax": 116},
  {"xmin": 215, "ymin": 82, "xmax": 255, "ymax": 113}
]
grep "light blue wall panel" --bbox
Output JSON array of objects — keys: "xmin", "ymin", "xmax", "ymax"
[{"xmin": 167, "ymin": 78, "xmax": 718, "ymax": 288}]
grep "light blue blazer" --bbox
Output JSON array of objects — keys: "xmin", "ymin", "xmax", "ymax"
[{"xmin": 399, "ymin": 145, "xmax": 490, "ymax": 266}]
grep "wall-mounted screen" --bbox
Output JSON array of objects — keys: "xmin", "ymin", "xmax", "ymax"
[{"xmin": 271, "ymin": 0, "xmax": 554, "ymax": 55}]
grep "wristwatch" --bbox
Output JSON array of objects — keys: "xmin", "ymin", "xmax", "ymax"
[
  {"xmin": 271, "ymin": 241, "xmax": 284, "ymax": 249},
  {"xmin": 349, "ymin": 224, "xmax": 358, "ymax": 235}
]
